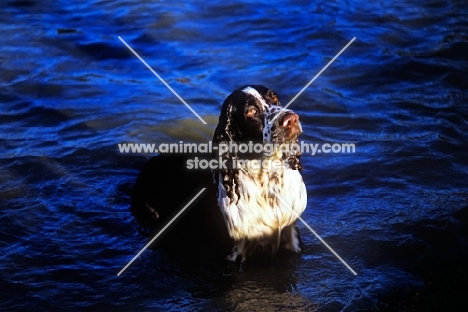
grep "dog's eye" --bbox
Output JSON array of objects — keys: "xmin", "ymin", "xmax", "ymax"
[{"xmin": 246, "ymin": 107, "xmax": 258, "ymax": 117}]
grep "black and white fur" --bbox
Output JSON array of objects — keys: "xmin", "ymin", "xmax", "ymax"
[{"xmin": 213, "ymin": 85, "xmax": 307, "ymax": 262}]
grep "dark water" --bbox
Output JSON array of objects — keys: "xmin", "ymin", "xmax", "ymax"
[{"xmin": 1, "ymin": 0, "xmax": 468, "ymax": 311}]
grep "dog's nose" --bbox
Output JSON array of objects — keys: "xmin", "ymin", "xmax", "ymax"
[{"xmin": 282, "ymin": 112, "xmax": 299, "ymax": 129}]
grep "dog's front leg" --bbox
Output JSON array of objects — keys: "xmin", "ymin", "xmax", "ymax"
[{"xmin": 226, "ymin": 240, "xmax": 246, "ymax": 262}]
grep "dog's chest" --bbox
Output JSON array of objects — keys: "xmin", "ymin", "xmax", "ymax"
[{"xmin": 217, "ymin": 160, "xmax": 307, "ymax": 240}]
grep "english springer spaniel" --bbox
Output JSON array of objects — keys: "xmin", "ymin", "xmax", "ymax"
[
  {"xmin": 131, "ymin": 85, "xmax": 307, "ymax": 262},
  {"xmin": 212, "ymin": 85, "xmax": 307, "ymax": 262}
]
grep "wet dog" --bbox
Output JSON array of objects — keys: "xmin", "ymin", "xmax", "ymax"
[
  {"xmin": 212, "ymin": 85, "xmax": 306, "ymax": 261},
  {"xmin": 131, "ymin": 85, "xmax": 307, "ymax": 262}
]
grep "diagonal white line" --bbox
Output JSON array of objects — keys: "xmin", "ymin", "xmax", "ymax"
[
  {"xmin": 118, "ymin": 36, "xmax": 207, "ymax": 125},
  {"xmin": 275, "ymin": 194, "xmax": 357, "ymax": 276},
  {"xmin": 117, "ymin": 188, "xmax": 206, "ymax": 276},
  {"xmin": 269, "ymin": 37, "xmax": 356, "ymax": 125}
]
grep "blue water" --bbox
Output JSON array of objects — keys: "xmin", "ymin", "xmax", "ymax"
[{"xmin": 1, "ymin": 1, "xmax": 468, "ymax": 310}]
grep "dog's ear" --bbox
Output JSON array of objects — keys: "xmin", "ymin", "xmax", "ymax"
[
  {"xmin": 265, "ymin": 89, "xmax": 281, "ymax": 106},
  {"xmin": 213, "ymin": 98, "xmax": 229, "ymax": 146},
  {"xmin": 287, "ymin": 153, "xmax": 303, "ymax": 171},
  {"xmin": 212, "ymin": 92, "xmax": 241, "ymax": 204},
  {"xmin": 213, "ymin": 93, "xmax": 239, "ymax": 163},
  {"xmin": 213, "ymin": 93, "xmax": 241, "ymax": 146}
]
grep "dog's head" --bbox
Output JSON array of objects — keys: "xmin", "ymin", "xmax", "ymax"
[
  {"xmin": 213, "ymin": 85, "xmax": 303, "ymax": 166},
  {"xmin": 213, "ymin": 85, "xmax": 303, "ymax": 202}
]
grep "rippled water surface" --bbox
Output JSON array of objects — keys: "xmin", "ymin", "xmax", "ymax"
[{"xmin": 1, "ymin": 1, "xmax": 468, "ymax": 311}]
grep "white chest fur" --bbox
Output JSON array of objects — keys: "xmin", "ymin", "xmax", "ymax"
[{"xmin": 217, "ymin": 160, "xmax": 307, "ymax": 241}]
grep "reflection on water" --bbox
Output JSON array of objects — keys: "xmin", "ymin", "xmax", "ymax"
[{"xmin": 1, "ymin": 0, "xmax": 467, "ymax": 310}]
